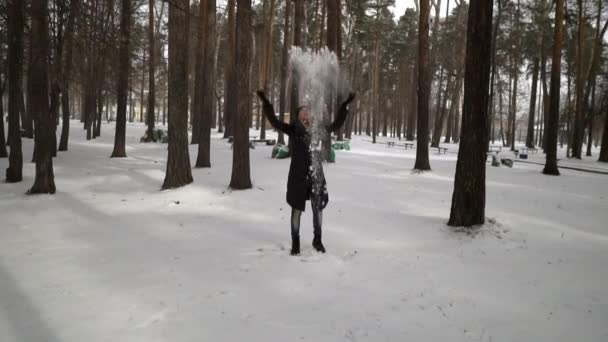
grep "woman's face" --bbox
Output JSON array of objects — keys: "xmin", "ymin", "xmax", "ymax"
[{"xmin": 298, "ymin": 107, "xmax": 311, "ymax": 128}]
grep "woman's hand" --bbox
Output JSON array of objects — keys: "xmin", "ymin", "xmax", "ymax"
[
  {"xmin": 256, "ymin": 90, "xmax": 270, "ymax": 105},
  {"xmin": 342, "ymin": 92, "xmax": 356, "ymax": 107}
]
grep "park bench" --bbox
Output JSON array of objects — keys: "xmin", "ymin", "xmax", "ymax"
[
  {"xmin": 403, "ymin": 142, "xmax": 414, "ymax": 149},
  {"xmin": 488, "ymin": 145, "xmax": 502, "ymax": 153},
  {"xmin": 251, "ymin": 138, "xmax": 277, "ymax": 146},
  {"xmin": 433, "ymin": 146, "xmax": 448, "ymax": 154},
  {"xmin": 333, "ymin": 140, "xmax": 351, "ymax": 151},
  {"xmin": 387, "ymin": 141, "xmax": 396, "ymax": 147},
  {"xmin": 228, "ymin": 136, "xmax": 258, "ymax": 149}
]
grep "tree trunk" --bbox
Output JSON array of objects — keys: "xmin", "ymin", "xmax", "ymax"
[
  {"xmin": 432, "ymin": 74, "xmax": 451, "ymax": 147},
  {"xmin": 543, "ymin": 0, "xmax": 564, "ymax": 175},
  {"xmin": 223, "ymin": 0, "xmax": 237, "ymax": 139},
  {"xmin": 488, "ymin": 0, "xmax": 502, "ymax": 144},
  {"xmin": 509, "ymin": 68, "xmax": 519, "ymax": 151},
  {"xmin": 571, "ymin": 0, "xmax": 586, "ymax": 158},
  {"xmin": 162, "ymin": 0, "xmax": 193, "ymax": 189},
  {"xmin": 28, "ymin": 0, "xmax": 56, "ymax": 194},
  {"xmin": 325, "ymin": 0, "xmax": 339, "ymax": 159},
  {"xmin": 59, "ymin": 0, "xmax": 79, "ymax": 151},
  {"xmin": 145, "ymin": 0, "xmax": 156, "ymax": 141},
  {"xmin": 526, "ymin": 56, "xmax": 539, "ymax": 148},
  {"xmin": 414, "ymin": 0, "xmax": 431, "ymax": 171},
  {"xmin": 6, "ymin": 0, "xmax": 25, "ymax": 182},
  {"xmin": 278, "ymin": 0, "xmax": 291, "ymax": 145},
  {"xmin": 196, "ymin": 0, "xmax": 217, "ymax": 168},
  {"xmin": 230, "ymin": 0, "xmax": 253, "ymax": 189},
  {"xmin": 111, "ymin": 0, "xmax": 131, "ymax": 158},
  {"xmin": 586, "ymin": 79, "xmax": 596, "ymax": 157},
  {"xmin": 406, "ymin": 62, "xmax": 416, "ymax": 140},
  {"xmin": 599, "ymin": 110, "xmax": 608, "ymax": 162},
  {"xmin": 0, "ymin": 82, "xmax": 7, "ymax": 158},
  {"xmin": 140, "ymin": 50, "xmax": 146, "ymax": 123},
  {"xmin": 192, "ymin": 1, "xmax": 207, "ymax": 145},
  {"xmin": 448, "ymin": 0, "xmax": 493, "ymax": 227},
  {"xmin": 260, "ymin": 0, "xmax": 276, "ymax": 141},
  {"xmin": 445, "ymin": 74, "xmax": 463, "ymax": 143},
  {"xmin": 23, "ymin": 35, "xmax": 34, "ymax": 139},
  {"xmin": 288, "ymin": 0, "xmax": 304, "ymax": 152}
]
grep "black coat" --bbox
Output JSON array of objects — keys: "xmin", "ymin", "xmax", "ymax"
[{"xmin": 262, "ymin": 101, "xmax": 351, "ymax": 212}]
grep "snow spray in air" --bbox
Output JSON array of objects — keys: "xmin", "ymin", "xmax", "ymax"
[{"xmin": 289, "ymin": 47, "xmax": 349, "ymax": 195}]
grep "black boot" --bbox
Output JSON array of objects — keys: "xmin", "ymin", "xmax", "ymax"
[
  {"xmin": 291, "ymin": 234, "xmax": 300, "ymax": 255},
  {"xmin": 312, "ymin": 235, "xmax": 326, "ymax": 253}
]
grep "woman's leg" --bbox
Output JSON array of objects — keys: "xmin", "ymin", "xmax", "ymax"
[
  {"xmin": 311, "ymin": 201, "xmax": 325, "ymax": 253},
  {"xmin": 290, "ymin": 208, "xmax": 302, "ymax": 255}
]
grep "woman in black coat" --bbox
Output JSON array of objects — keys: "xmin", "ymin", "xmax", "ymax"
[{"xmin": 256, "ymin": 90, "xmax": 355, "ymax": 255}]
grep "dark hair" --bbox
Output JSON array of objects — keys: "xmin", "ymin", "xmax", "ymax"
[{"xmin": 297, "ymin": 105, "xmax": 310, "ymax": 114}]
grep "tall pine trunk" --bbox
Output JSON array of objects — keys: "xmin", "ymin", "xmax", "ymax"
[
  {"xmin": 289, "ymin": 0, "xmax": 304, "ymax": 152},
  {"xmin": 571, "ymin": 0, "xmax": 585, "ymax": 158},
  {"xmin": 543, "ymin": 0, "xmax": 564, "ymax": 175},
  {"xmin": 599, "ymin": 110, "xmax": 608, "ymax": 162},
  {"xmin": 277, "ymin": 0, "xmax": 291, "ymax": 145},
  {"xmin": 223, "ymin": 0, "xmax": 237, "ymax": 139},
  {"xmin": 59, "ymin": 0, "xmax": 78, "ymax": 151},
  {"xmin": 196, "ymin": 0, "xmax": 217, "ymax": 168},
  {"xmin": 229, "ymin": 0, "xmax": 253, "ymax": 189},
  {"xmin": 0, "ymin": 83, "xmax": 7, "ymax": 158},
  {"xmin": 6, "ymin": 0, "xmax": 25, "ymax": 182},
  {"xmin": 163, "ymin": 0, "xmax": 193, "ymax": 189},
  {"xmin": 448, "ymin": 0, "xmax": 493, "ymax": 227},
  {"xmin": 414, "ymin": 0, "xmax": 431, "ymax": 171},
  {"xmin": 526, "ymin": 56, "xmax": 540, "ymax": 148},
  {"xmin": 145, "ymin": 0, "xmax": 156, "ymax": 141},
  {"xmin": 111, "ymin": 0, "xmax": 131, "ymax": 158},
  {"xmin": 28, "ymin": 0, "xmax": 56, "ymax": 194}
]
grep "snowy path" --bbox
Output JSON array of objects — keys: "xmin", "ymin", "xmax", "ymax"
[{"xmin": 1, "ymin": 121, "xmax": 607, "ymax": 342}]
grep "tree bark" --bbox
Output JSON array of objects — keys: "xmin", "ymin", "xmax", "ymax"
[
  {"xmin": 229, "ymin": 0, "xmax": 253, "ymax": 189},
  {"xmin": 58, "ymin": 0, "xmax": 79, "ymax": 151},
  {"xmin": 163, "ymin": 0, "xmax": 194, "ymax": 189},
  {"xmin": 278, "ymin": 0, "xmax": 291, "ymax": 145},
  {"xmin": 223, "ymin": 0, "xmax": 237, "ymax": 139},
  {"xmin": 526, "ymin": 56, "xmax": 540, "ymax": 148},
  {"xmin": 28, "ymin": 0, "xmax": 56, "ymax": 194},
  {"xmin": 325, "ymin": 0, "xmax": 339, "ymax": 158},
  {"xmin": 288, "ymin": 0, "xmax": 304, "ymax": 152},
  {"xmin": 0, "ymin": 81, "xmax": 7, "ymax": 158},
  {"xmin": 196, "ymin": 0, "xmax": 217, "ymax": 168},
  {"xmin": 600, "ymin": 108, "xmax": 608, "ymax": 162},
  {"xmin": 145, "ymin": 0, "xmax": 156, "ymax": 141},
  {"xmin": 6, "ymin": 0, "xmax": 25, "ymax": 182},
  {"xmin": 432, "ymin": 74, "xmax": 451, "ymax": 147},
  {"xmin": 543, "ymin": 0, "xmax": 564, "ymax": 175},
  {"xmin": 414, "ymin": 0, "xmax": 431, "ymax": 171},
  {"xmin": 448, "ymin": 0, "xmax": 493, "ymax": 227},
  {"xmin": 406, "ymin": 62, "xmax": 416, "ymax": 141},
  {"xmin": 571, "ymin": 0, "xmax": 586, "ymax": 158},
  {"xmin": 111, "ymin": 0, "xmax": 131, "ymax": 158}
]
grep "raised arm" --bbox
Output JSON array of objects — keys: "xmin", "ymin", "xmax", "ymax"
[
  {"xmin": 257, "ymin": 90, "xmax": 293, "ymax": 135},
  {"xmin": 327, "ymin": 92, "xmax": 356, "ymax": 133}
]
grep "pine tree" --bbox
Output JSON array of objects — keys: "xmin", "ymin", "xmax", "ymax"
[
  {"xmin": 414, "ymin": 0, "xmax": 431, "ymax": 171},
  {"xmin": 448, "ymin": 0, "xmax": 494, "ymax": 227},
  {"xmin": 28, "ymin": 0, "xmax": 56, "ymax": 194},
  {"xmin": 111, "ymin": 0, "xmax": 131, "ymax": 158},
  {"xmin": 6, "ymin": 0, "xmax": 25, "ymax": 183},
  {"xmin": 229, "ymin": 0, "xmax": 253, "ymax": 189},
  {"xmin": 543, "ymin": 0, "xmax": 564, "ymax": 175},
  {"xmin": 163, "ymin": 0, "xmax": 194, "ymax": 189}
]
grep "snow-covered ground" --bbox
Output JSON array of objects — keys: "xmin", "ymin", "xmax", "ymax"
[{"xmin": 1, "ymin": 121, "xmax": 607, "ymax": 342}]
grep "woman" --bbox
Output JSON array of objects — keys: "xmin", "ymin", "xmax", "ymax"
[{"xmin": 256, "ymin": 90, "xmax": 355, "ymax": 255}]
